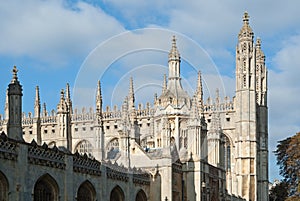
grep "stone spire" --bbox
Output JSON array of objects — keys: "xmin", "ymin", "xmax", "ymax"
[
  {"xmin": 195, "ymin": 71, "xmax": 203, "ymax": 109},
  {"xmin": 65, "ymin": 83, "xmax": 73, "ymax": 114},
  {"xmin": 168, "ymin": 36, "xmax": 181, "ymax": 79},
  {"xmin": 7, "ymin": 66, "xmax": 23, "ymax": 141},
  {"xmin": 169, "ymin": 35, "xmax": 180, "ymax": 63},
  {"xmin": 128, "ymin": 77, "xmax": 135, "ymax": 110},
  {"xmin": 42, "ymin": 102, "xmax": 47, "ymax": 117},
  {"xmin": 215, "ymin": 88, "xmax": 220, "ymax": 105},
  {"xmin": 96, "ymin": 80, "xmax": 103, "ymax": 114},
  {"xmin": 34, "ymin": 86, "xmax": 41, "ymax": 118},
  {"xmin": 162, "ymin": 74, "xmax": 167, "ymax": 94}
]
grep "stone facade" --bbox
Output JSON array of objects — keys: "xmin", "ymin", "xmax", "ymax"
[{"xmin": 0, "ymin": 12, "xmax": 268, "ymax": 201}]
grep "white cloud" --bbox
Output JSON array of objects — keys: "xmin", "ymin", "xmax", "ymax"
[{"xmin": 0, "ymin": 0, "xmax": 124, "ymax": 67}]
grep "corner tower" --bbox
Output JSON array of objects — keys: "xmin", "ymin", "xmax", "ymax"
[
  {"xmin": 234, "ymin": 12, "xmax": 268, "ymax": 201},
  {"xmin": 7, "ymin": 66, "xmax": 23, "ymax": 141}
]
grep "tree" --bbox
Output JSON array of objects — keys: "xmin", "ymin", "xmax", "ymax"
[
  {"xmin": 269, "ymin": 181, "xmax": 288, "ymax": 201},
  {"xmin": 274, "ymin": 132, "xmax": 300, "ymax": 197}
]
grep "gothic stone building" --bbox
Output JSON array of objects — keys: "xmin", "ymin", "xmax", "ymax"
[{"xmin": 0, "ymin": 12, "xmax": 268, "ymax": 201}]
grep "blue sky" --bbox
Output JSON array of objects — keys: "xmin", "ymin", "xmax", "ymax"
[{"xmin": 0, "ymin": 0, "xmax": 300, "ymax": 182}]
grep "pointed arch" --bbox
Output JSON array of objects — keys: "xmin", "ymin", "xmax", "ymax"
[
  {"xmin": 74, "ymin": 140, "xmax": 93, "ymax": 157},
  {"xmin": 110, "ymin": 185, "xmax": 124, "ymax": 201},
  {"xmin": 222, "ymin": 133, "xmax": 233, "ymax": 171},
  {"xmin": 33, "ymin": 173, "xmax": 59, "ymax": 201},
  {"xmin": 77, "ymin": 180, "xmax": 96, "ymax": 201},
  {"xmin": 106, "ymin": 138, "xmax": 120, "ymax": 159},
  {"xmin": 0, "ymin": 171, "xmax": 8, "ymax": 201},
  {"xmin": 135, "ymin": 189, "xmax": 147, "ymax": 201}
]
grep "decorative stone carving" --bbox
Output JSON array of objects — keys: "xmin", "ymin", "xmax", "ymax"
[{"xmin": 73, "ymin": 152, "xmax": 101, "ymax": 176}]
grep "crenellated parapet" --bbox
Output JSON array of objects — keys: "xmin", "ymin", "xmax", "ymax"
[
  {"xmin": 203, "ymin": 96, "xmax": 234, "ymax": 113},
  {"xmin": 28, "ymin": 140, "xmax": 66, "ymax": 169},
  {"xmin": 135, "ymin": 106, "xmax": 155, "ymax": 118},
  {"xmin": 72, "ymin": 108, "xmax": 96, "ymax": 122},
  {"xmin": 102, "ymin": 110, "xmax": 122, "ymax": 120},
  {"xmin": 104, "ymin": 160, "xmax": 151, "ymax": 185},
  {"xmin": 0, "ymin": 132, "xmax": 18, "ymax": 161},
  {"xmin": 73, "ymin": 152, "xmax": 101, "ymax": 176},
  {"xmin": 41, "ymin": 116, "xmax": 57, "ymax": 124},
  {"xmin": 106, "ymin": 165, "xmax": 129, "ymax": 182},
  {"xmin": 132, "ymin": 170, "xmax": 151, "ymax": 185}
]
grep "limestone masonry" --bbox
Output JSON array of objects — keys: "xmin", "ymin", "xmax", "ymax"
[{"xmin": 0, "ymin": 12, "xmax": 268, "ymax": 201}]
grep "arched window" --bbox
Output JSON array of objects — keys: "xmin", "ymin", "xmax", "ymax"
[
  {"xmin": 77, "ymin": 180, "xmax": 96, "ymax": 201},
  {"xmin": 170, "ymin": 137, "xmax": 175, "ymax": 146},
  {"xmin": 107, "ymin": 138, "xmax": 120, "ymax": 159},
  {"xmin": 34, "ymin": 174, "xmax": 59, "ymax": 201},
  {"xmin": 110, "ymin": 185, "xmax": 124, "ymax": 201},
  {"xmin": 75, "ymin": 140, "xmax": 93, "ymax": 157},
  {"xmin": 135, "ymin": 189, "xmax": 147, "ymax": 201},
  {"xmin": 223, "ymin": 135, "xmax": 231, "ymax": 171},
  {"xmin": 0, "ymin": 171, "xmax": 8, "ymax": 201}
]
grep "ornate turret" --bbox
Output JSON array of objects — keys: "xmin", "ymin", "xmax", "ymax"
[
  {"xmin": 157, "ymin": 36, "xmax": 190, "ymax": 109},
  {"xmin": 236, "ymin": 11, "xmax": 255, "ymax": 92},
  {"xmin": 7, "ymin": 66, "xmax": 23, "ymax": 141},
  {"xmin": 255, "ymin": 38, "xmax": 267, "ymax": 106},
  {"xmin": 238, "ymin": 11, "xmax": 254, "ymax": 42},
  {"xmin": 57, "ymin": 89, "xmax": 67, "ymax": 114},
  {"xmin": 168, "ymin": 35, "xmax": 181, "ymax": 79}
]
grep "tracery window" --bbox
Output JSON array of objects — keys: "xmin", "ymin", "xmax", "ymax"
[
  {"xmin": 75, "ymin": 140, "xmax": 93, "ymax": 156},
  {"xmin": 107, "ymin": 138, "xmax": 120, "ymax": 159},
  {"xmin": 224, "ymin": 136, "xmax": 231, "ymax": 171}
]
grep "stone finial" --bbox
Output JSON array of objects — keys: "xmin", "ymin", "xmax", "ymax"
[
  {"xmin": 238, "ymin": 11, "xmax": 253, "ymax": 40},
  {"xmin": 168, "ymin": 35, "xmax": 180, "ymax": 61},
  {"xmin": 11, "ymin": 66, "xmax": 19, "ymax": 84},
  {"xmin": 256, "ymin": 37, "xmax": 261, "ymax": 48},
  {"xmin": 60, "ymin": 89, "xmax": 65, "ymax": 100},
  {"xmin": 243, "ymin": 11, "xmax": 250, "ymax": 24}
]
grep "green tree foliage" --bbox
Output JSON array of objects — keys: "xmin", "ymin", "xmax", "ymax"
[{"xmin": 275, "ymin": 132, "xmax": 300, "ymax": 197}]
